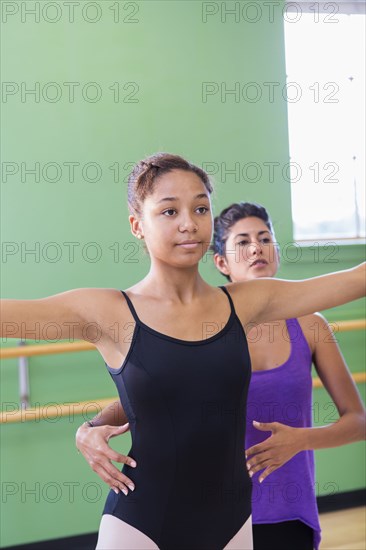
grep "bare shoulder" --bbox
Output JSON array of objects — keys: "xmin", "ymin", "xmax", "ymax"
[
  {"xmin": 220, "ymin": 280, "xmax": 263, "ymax": 327},
  {"xmin": 298, "ymin": 312, "xmax": 329, "ymax": 331},
  {"xmin": 60, "ymin": 287, "xmax": 131, "ymax": 331},
  {"xmin": 58, "ymin": 287, "xmax": 123, "ymax": 310},
  {"xmin": 73, "ymin": 287, "xmax": 129, "ymax": 315},
  {"xmin": 74, "ymin": 287, "xmax": 123, "ymax": 301},
  {"xmin": 297, "ymin": 312, "xmax": 334, "ymax": 353}
]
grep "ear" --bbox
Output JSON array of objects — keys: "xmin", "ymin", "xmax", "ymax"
[
  {"xmin": 129, "ymin": 215, "xmax": 144, "ymax": 239},
  {"xmin": 213, "ymin": 253, "xmax": 231, "ymax": 277}
]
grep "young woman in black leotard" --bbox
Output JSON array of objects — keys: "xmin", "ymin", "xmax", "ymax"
[
  {"xmin": 77, "ymin": 202, "xmax": 365, "ymax": 550},
  {"xmin": 2, "ymin": 153, "xmax": 365, "ymax": 550}
]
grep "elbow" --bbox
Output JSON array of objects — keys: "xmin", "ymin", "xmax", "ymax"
[
  {"xmin": 361, "ymin": 410, "xmax": 366, "ymax": 441},
  {"xmin": 354, "ymin": 410, "xmax": 366, "ymax": 441},
  {"xmin": 340, "ymin": 409, "xmax": 366, "ymax": 442}
]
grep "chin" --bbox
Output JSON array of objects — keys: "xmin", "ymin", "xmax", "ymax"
[
  {"xmin": 256, "ymin": 267, "xmax": 274, "ymax": 279},
  {"xmin": 247, "ymin": 269, "xmax": 269, "ymax": 280},
  {"xmin": 169, "ymin": 252, "xmax": 202, "ymax": 268}
]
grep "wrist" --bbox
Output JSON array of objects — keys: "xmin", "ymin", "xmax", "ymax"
[
  {"xmin": 296, "ymin": 427, "xmax": 310, "ymax": 451},
  {"xmin": 77, "ymin": 421, "xmax": 93, "ymax": 434},
  {"xmin": 75, "ymin": 423, "xmax": 88, "ymax": 453}
]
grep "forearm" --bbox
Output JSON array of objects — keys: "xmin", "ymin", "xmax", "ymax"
[
  {"xmin": 88, "ymin": 400, "xmax": 127, "ymax": 427},
  {"xmin": 298, "ymin": 411, "xmax": 366, "ymax": 451}
]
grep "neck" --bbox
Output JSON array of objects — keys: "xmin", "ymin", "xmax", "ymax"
[{"xmin": 136, "ymin": 260, "xmax": 207, "ymax": 303}]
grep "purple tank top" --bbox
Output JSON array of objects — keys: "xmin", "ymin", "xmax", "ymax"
[{"xmin": 246, "ymin": 318, "xmax": 321, "ymax": 550}]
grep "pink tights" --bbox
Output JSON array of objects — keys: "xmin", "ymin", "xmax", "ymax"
[{"xmin": 96, "ymin": 513, "xmax": 253, "ymax": 550}]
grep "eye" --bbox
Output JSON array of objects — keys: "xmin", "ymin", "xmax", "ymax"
[
  {"xmin": 162, "ymin": 209, "xmax": 176, "ymax": 216},
  {"xmin": 196, "ymin": 206, "xmax": 209, "ymax": 214},
  {"xmin": 260, "ymin": 237, "xmax": 271, "ymax": 244},
  {"xmin": 237, "ymin": 240, "xmax": 249, "ymax": 246}
]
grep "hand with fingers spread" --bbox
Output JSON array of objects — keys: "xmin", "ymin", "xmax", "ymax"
[
  {"xmin": 76, "ymin": 422, "xmax": 137, "ymax": 495},
  {"xmin": 245, "ymin": 421, "xmax": 303, "ymax": 483}
]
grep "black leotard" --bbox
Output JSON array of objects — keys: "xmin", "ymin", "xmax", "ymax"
[{"xmin": 103, "ymin": 286, "xmax": 252, "ymax": 549}]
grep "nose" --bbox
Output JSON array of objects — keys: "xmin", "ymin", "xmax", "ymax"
[
  {"xmin": 248, "ymin": 240, "xmax": 263, "ymax": 257},
  {"xmin": 178, "ymin": 213, "xmax": 198, "ymax": 233}
]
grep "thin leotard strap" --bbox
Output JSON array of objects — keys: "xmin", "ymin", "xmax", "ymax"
[
  {"xmin": 121, "ymin": 287, "xmax": 236, "ymax": 325},
  {"xmin": 218, "ymin": 285, "xmax": 236, "ymax": 314},
  {"xmin": 120, "ymin": 290, "xmax": 141, "ymax": 324}
]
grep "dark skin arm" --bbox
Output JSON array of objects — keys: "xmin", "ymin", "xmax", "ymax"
[{"xmin": 245, "ymin": 313, "xmax": 366, "ymax": 482}]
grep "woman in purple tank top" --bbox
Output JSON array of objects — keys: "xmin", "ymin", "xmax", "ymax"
[
  {"xmin": 76, "ymin": 200, "xmax": 365, "ymax": 550},
  {"xmin": 210, "ymin": 202, "xmax": 365, "ymax": 550}
]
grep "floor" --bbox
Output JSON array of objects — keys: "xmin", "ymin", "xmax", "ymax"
[{"xmin": 320, "ymin": 506, "xmax": 366, "ymax": 549}]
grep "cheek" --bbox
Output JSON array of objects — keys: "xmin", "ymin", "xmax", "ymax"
[
  {"xmin": 144, "ymin": 215, "xmax": 169, "ymax": 235},
  {"xmin": 200, "ymin": 215, "xmax": 213, "ymax": 239},
  {"xmin": 235, "ymin": 247, "xmax": 251, "ymax": 264},
  {"xmin": 267, "ymin": 246, "xmax": 280, "ymax": 267},
  {"xmin": 224, "ymin": 257, "xmax": 251, "ymax": 283},
  {"xmin": 228, "ymin": 253, "xmax": 248, "ymax": 273},
  {"xmin": 149, "ymin": 221, "xmax": 179, "ymax": 251}
]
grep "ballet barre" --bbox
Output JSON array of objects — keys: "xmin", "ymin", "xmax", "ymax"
[
  {"xmin": 1, "ymin": 319, "xmax": 365, "ymax": 360},
  {"xmin": 1, "ymin": 319, "xmax": 365, "ymax": 424},
  {"xmin": 1, "ymin": 370, "xmax": 365, "ymax": 424},
  {"xmin": 0, "ymin": 340, "xmax": 94, "ymax": 359}
]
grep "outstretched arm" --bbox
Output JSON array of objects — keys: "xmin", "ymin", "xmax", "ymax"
[
  {"xmin": 1, "ymin": 289, "xmax": 104, "ymax": 342},
  {"xmin": 0, "ymin": 287, "xmax": 126, "ymax": 346},
  {"xmin": 246, "ymin": 313, "xmax": 366, "ymax": 482},
  {"xmin": 231, "ymin": 263, "xmax": 365, "ymax": 328},
  {"xmin": 76, "ymin": 401, "xmax": 137, "ymax": 495}
]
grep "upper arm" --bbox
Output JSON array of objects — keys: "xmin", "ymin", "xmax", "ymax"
[
  {"xmin": 1, "ymin": 288, "xmax": 112, "ymax": 343},
  {"xmin": 302, "ymin": 313, "xmax": 365, "ymax": 417},
  {"xmin": 228, "ymin": 278, "xmax": 296, "ymax": 329},
  {"xmin": 229, "ymin": 265, "xmax": 364, "ymax": 329}
]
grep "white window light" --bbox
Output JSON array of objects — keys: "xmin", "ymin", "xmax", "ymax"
[{"xmin": 284, "ymin": 1, "xmax": 365, "ymax": 242}]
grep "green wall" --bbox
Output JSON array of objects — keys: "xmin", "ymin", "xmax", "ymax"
[{"xmin": 1, "ymin": 1, "xmax": 364, "ymax": 547}]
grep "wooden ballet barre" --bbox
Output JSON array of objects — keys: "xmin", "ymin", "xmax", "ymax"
[
  {"xmin": 313, "ymin": 371, "xmax": 365, "ymax": 388},
  {"xmin": 333, "ymin": 319, "xmax": 366, "ymax": 332},
  {"xmin": 0, "ymin": 340, "xmax": 95, "ymax": 359},
  {"xmin": 1, "ymin": 318, "xmax": 365, "ymax": 424},
  {"xmin": 0, "ymin": 397, "xmax": 116, "ymax": 424},
  {"xmin": 1, "ymin": 372, "xmax": 365, "ymax": 424},
  {"xmin": 0, "ymin": 319, "xmax": 365, "ymax": 360}
]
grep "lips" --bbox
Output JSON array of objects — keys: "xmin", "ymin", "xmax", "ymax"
[
  {"xmin": 250, "ymin": 259, "xmax": 268, "ymax": 267},
  {"xmin": 176, "ymin": 240, "xmax": 202, "ymax": 250}
]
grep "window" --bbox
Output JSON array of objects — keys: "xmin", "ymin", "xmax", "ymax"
[{"xmin": 284, "ymin": 1, "xmax": 365, "ymax": 241}]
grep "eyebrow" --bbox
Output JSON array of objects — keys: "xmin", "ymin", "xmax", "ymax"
[
  {"xmin": 156, "ymin": 193, "xmax": 210, "ymax": 204},
  {"xmin": 234, "ymin": 230, "xmax": 271, "ymax": 238}
]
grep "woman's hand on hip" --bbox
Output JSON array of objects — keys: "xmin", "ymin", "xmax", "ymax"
[
  {"xmin": 75, "ymin": 422, "xmax": 137, "ymax": 495},
  {"xmin": 245, "ymin": 421, "xmax": 304, "ymax": 483}
]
